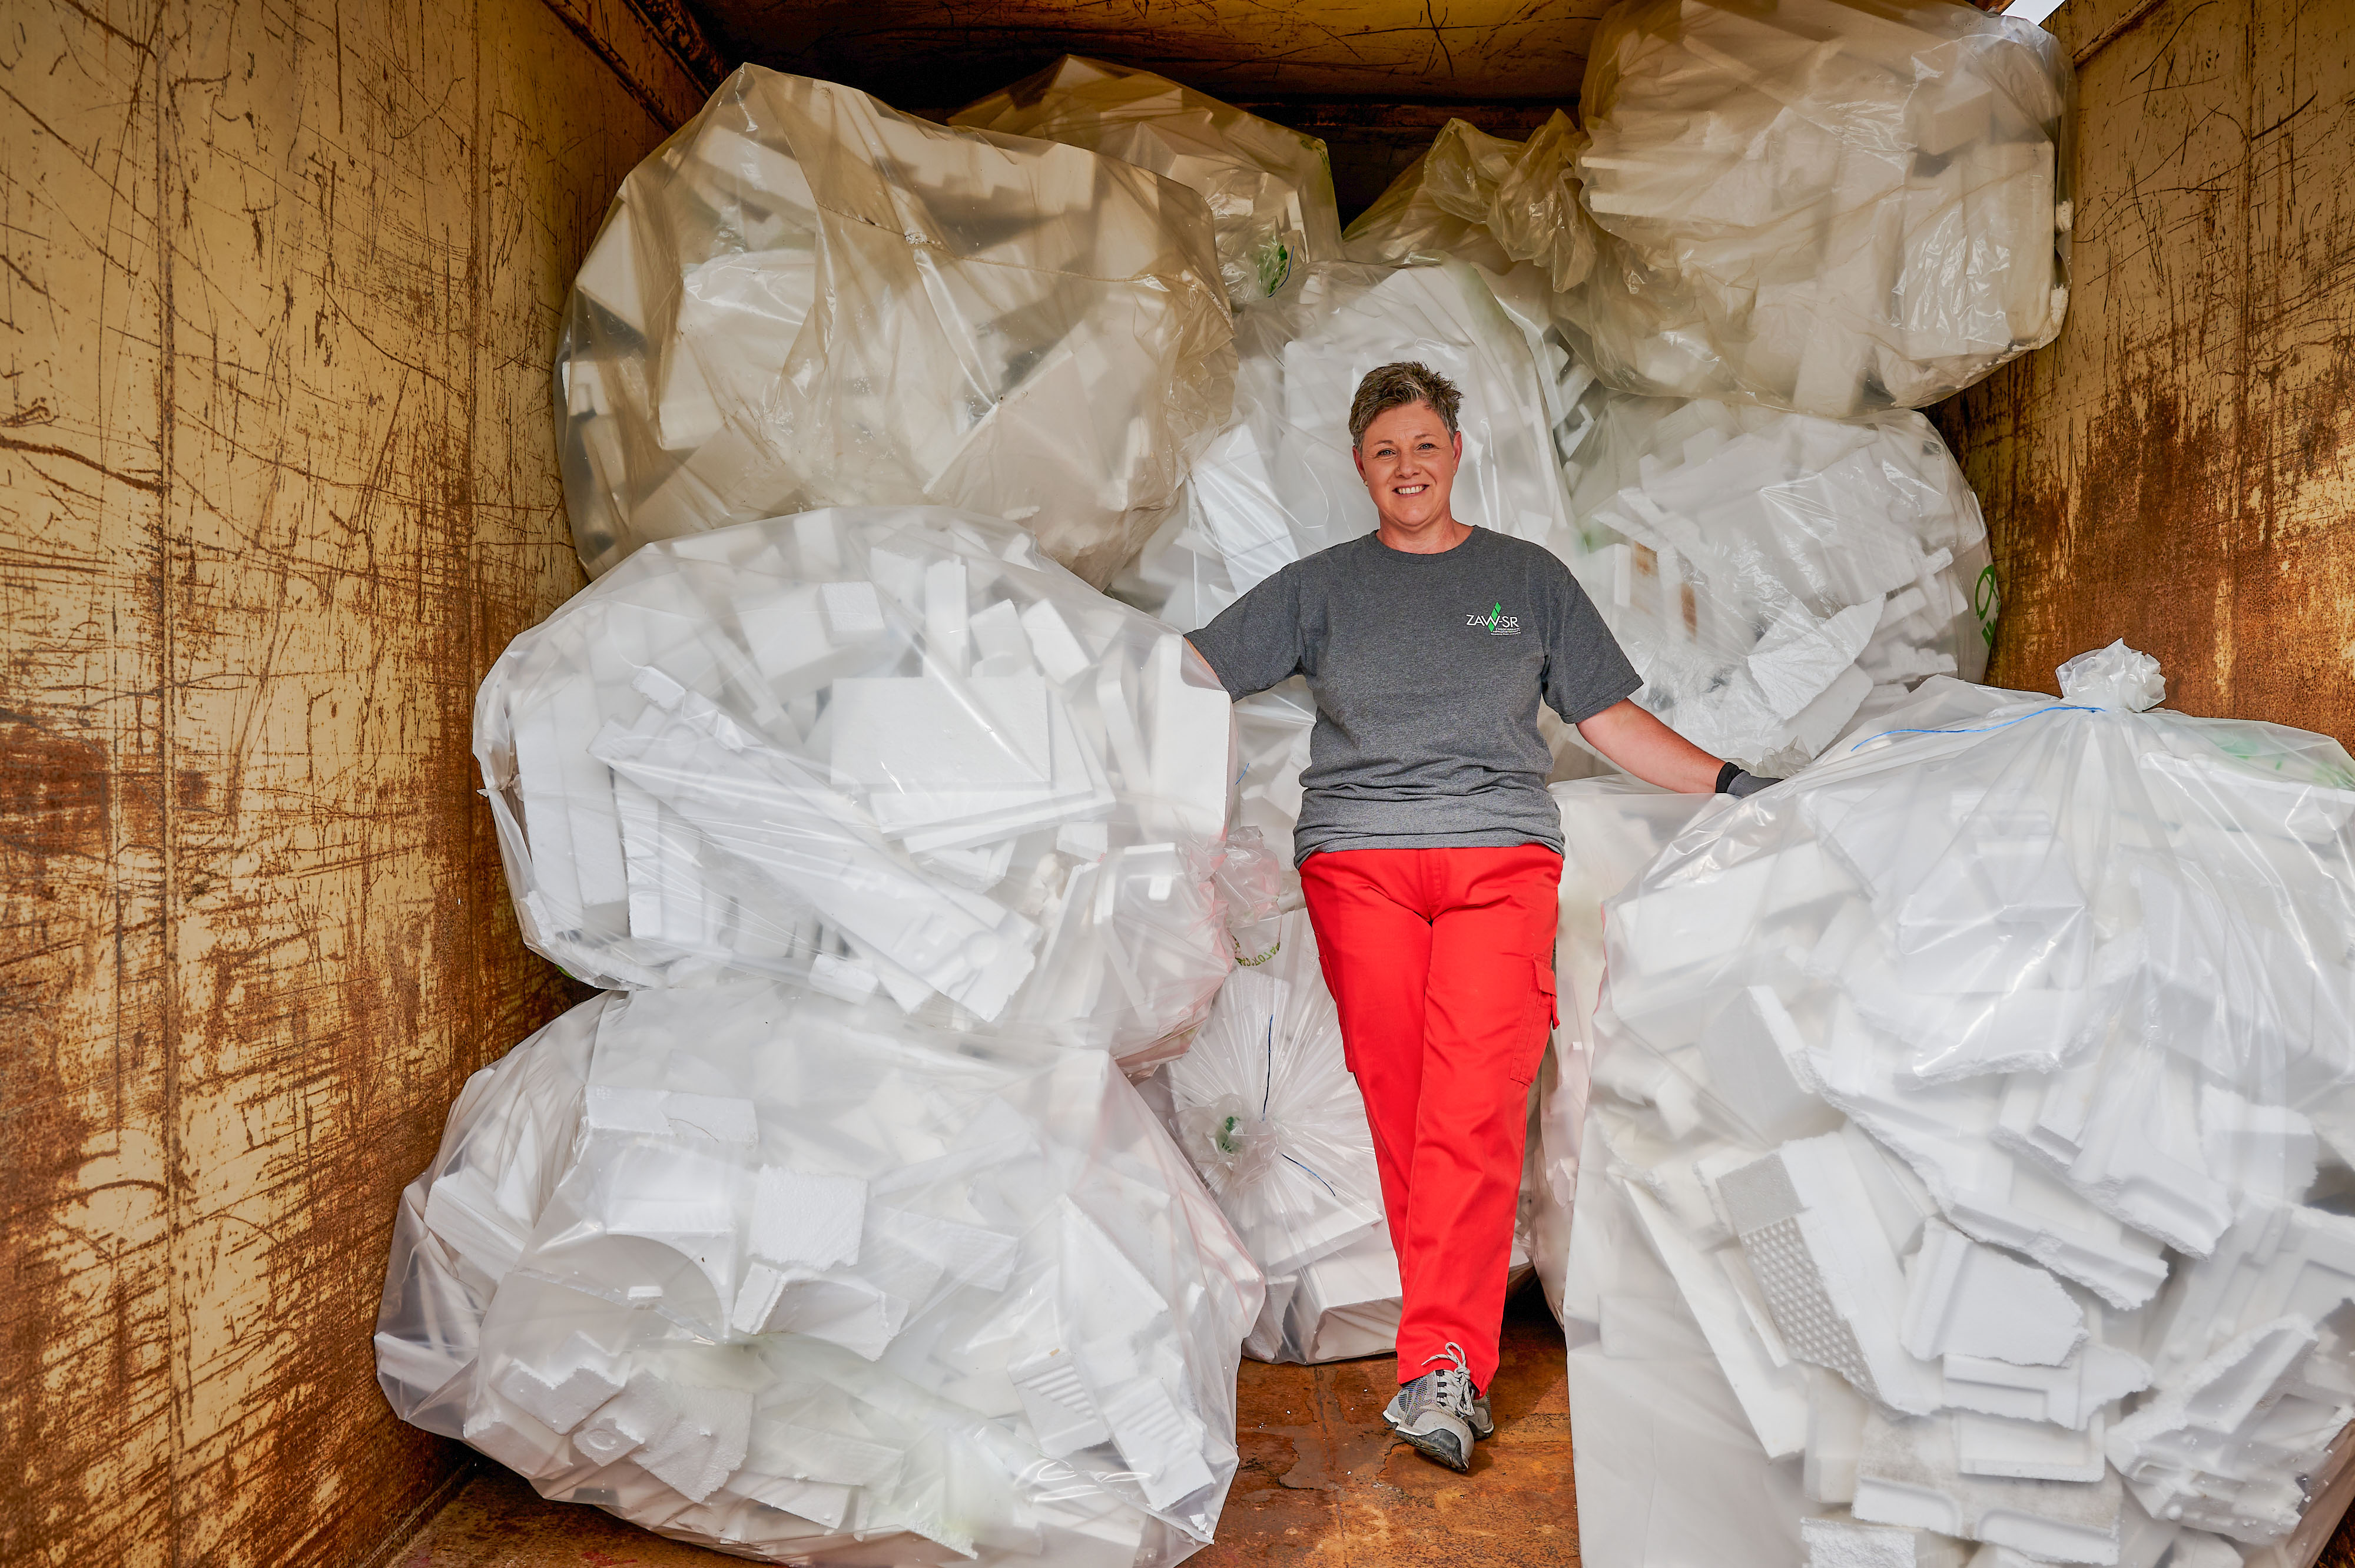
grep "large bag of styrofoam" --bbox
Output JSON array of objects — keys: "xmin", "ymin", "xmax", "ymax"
[
  {"xmin": 1570, "ymin": 0, "xmax": 2074, "ymax": 416},
  {"xmin": 476, "ymin": 505, "xmax": 1247, "ymax": 1070},
  {"xmin": 951, "ymin": 57, "xmax": 1341, "ymax": 309},
  {"xmin": 1527, "ymin": 780, "xmax": 1722, "ymax": 1321},
  {"xmin": 1553, "ymin": 387, "xmax": 1995, "ymax": 774},
  {"xmin": 555, "ymin": 66, "xmax": 1235, "ymax": 586},
  {"xmin": 377, "ymin": 983, "xmax": 1263, "ymax": 1565},
  {"xmin": 1155, "ymin": 912, "xmax": 1538, "ymax": 1363},
  {"xmin": 1121, "ymin": 261, "xmax": 1573, "ymax": 626},
  {"xmin": 1565, "ymin": 645, "xmax": 2355, "ymax": 1568}
]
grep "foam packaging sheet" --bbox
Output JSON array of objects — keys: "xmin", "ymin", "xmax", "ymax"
[
  {"xmin": 1122, "ymin": 261, "xmax": 1573, "ymax": 629},
  {"xmin": 377, "ymin": 983, "xmax": 1264, "ymax": 1566},
  {"xmin": 476, "ymin": 505, "xmax": 1250, "ymax": 1070},
  {"xmin": 952, "ymin": 57, "xmax": 1342, "ymax": 309},
  {"xmin": 1570, "ymin": 0, "xmax": 2074, "ymax": 416},
  {"xmin": 1565, "ymin": 645, "xmax": 2355, "ymax": 1567},
  {"xmin": 555, "ymin": 66, "xmax": 1235, "ymax": 586},
  {"xmin": 1555, "ymin": 387, "xmax": 1996, "ymax": 774}
]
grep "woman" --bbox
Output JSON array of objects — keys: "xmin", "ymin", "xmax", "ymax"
[{"xmin": 1186, "ymin": 362, "xmax": 1773, "ymax": 1473}]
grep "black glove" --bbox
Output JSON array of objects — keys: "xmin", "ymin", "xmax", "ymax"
[{"xmin": 1715, "ymin": 761, "xmax": 1783, "ymax": 798}]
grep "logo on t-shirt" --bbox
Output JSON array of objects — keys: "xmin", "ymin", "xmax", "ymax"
[{"xmin": 1467, "ymin": 601, "xmax": 1521, "ymax": 635}]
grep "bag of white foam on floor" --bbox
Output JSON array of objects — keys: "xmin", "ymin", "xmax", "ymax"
[
  {"xmin": 376, "ymin": 982, "xmax": 1263, "ymax": 1566},
  {"xmin": 1564, "ymin": 647, "xmax": 2355, "ymax": 1567},
  {"xmin": 476, "ymin": 505, "xmax": 1256, "ymax": 1072},
  {"xmin": 555, "ymin": 65, "xmax": 1234, "ymax": 586}
]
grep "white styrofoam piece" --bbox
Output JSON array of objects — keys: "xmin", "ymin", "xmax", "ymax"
[
  {"xmin": 1855, "ymin": 1408, "xmax": 2125, "ymax": 1564},
  {"xmin": 1903, "ymin": 1220, "xmax": 2087, "ymax": 1368}
]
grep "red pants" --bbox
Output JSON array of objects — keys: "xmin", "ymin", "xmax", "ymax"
[{"xmin": 1301, "ymin": 844, "xmax": 1561, "ymax": 1392}]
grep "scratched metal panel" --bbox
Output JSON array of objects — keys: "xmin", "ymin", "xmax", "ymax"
[
  {"xmin": 0, "ymin": 1, "xmax": 706, "ymax": 1563},
  {"xmin": 693, "ymin": 0, "xmax": 1608, "ymax": 109},
  {"xmin": 1934, "ymin": 0, "xmax": 2355, "ymax": 751}
]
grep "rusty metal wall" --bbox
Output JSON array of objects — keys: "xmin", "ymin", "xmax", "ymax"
[
  {"xmin": 0, "ymin": 2, "xmax": 711, "ymax": 1563},
  {"xmin": 691, "ymin": 0, "xmax": 1607, "ymax": 110},
  {"xmin": 1933, "ymin": 0, "xmax": 2355, "ymax": 746}
]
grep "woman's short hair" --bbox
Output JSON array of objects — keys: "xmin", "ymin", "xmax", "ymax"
[{"xmin": 1348, "ymin": 361, "xmax": 1463, "ymax": 449}]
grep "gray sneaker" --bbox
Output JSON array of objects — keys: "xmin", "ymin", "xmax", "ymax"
[
  {"xmin": 1468, "ymin": 1388, "xmax": 1494, "ymax": 1441},
  {"xmin": 1383, "ymin": 1361, "xmax": 1479, "ymax": 1471}
]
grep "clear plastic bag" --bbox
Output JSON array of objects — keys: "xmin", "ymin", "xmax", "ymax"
[
  {"xmin": 476, "ymin": 505, "xmax": 1245, "ymax": 1070},
  {"xmin": 1153, "ymin": 912, "xmax": 1538, "ymax": 1361},
  {"xmin": 1565, "ymin": 648, "xmax": 2355, "ymax": 1566},
  {"xmin": 376, "ymin": 982, "xmax": 1265, "ymax": 1566},
  {"xmin": 951, "ymin": 57, "xmax": 1342, "ymax": 309},
  {"xmin": 1554, "ymin": 387, "xmax": 1996, "ymax": 774},
  {"xmin": 1570, "ymin": 0, "xmax": 2075, "ymax": 416},
  {"xmin": 555, "ymin": 66, "xmax": 1236, "ymax": 586},
  {"xmin": 1120, "ymin": 261, "xmax": 1573, "ymax": 626}
]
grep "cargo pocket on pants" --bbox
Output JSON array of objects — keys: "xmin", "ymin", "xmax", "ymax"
[{"xmin": 1510, "ymin": 960, "xmax": 1558, "ymax": 1085}]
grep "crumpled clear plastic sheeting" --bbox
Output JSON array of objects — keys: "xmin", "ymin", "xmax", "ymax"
[
  {"xmin": 1344, "ymin": 111, "xmax": 1597, "ymax": 299},
  {"xmin": 1528, "ymin": 780, "xmax": 1721, "ymax": 1321},
  {"xmin": 1123, "ymin": 262, "xmax": 1573, "ymax": 624},
  {"xmin": 376, "ymin": 982, "xmax": 1265, "ymax": 1566},
  {"xmin": 951, "ymin": 57, "xmax": 1342, "ymax": 309},
  {"xmin": 555, "ymin": 66, "xmax": 1236, "ymax": 587},
  {"xmin": 1572, "ymin": 0, "xmax": 2074, "ymax": 416},
  {"xmin": 1555, "ymin": 389, "xmax": 1995, "ymax": 774},
  {"xmin": 1565, "ymin": 649, "xmax": 2355, "ymax": 1567},
  {"xmin": 476, "ymin": 506, "xmax": 1243, "ymax": 1070}
]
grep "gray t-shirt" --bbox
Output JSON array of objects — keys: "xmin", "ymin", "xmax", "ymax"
[{"xmin": 1189, "ymin": 527, "xmax": 1641, "ymax": 863}]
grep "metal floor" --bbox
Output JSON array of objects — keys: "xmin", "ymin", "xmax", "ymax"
[{"xmin": 397, "ymin": 1287, "xmax": 1578, "ymax": 1566}]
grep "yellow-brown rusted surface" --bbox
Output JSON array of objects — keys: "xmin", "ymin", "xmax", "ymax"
[
  {"xmin": 693, "ymin": 0, "xmax": 1605, "ymax": 112},
  {"xmin": 1932, "ymin": 0, "xmax": 2355, "ymax": 749},
  {"xmin": 0, "ymin": 1, "xmax": 708, "ymax": 1563}
]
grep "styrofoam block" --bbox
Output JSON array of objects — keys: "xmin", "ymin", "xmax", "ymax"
[
  {"xmin": 1941, "ymin": 1336, "xmax": 2151, "ymax": 1433},
  {"xmin": 1903, "ymin": 1221, "xmax": 2086, "ymax": 1368},
  {"xmin": 462, "ymin": 1395, "xmax": 568, "ymax": 1477},
  {"xmin": 1802, "ymin": 1516, "xmax": 1963, "ymax": 1568},
  {"xmin": 1019, "ymin": 598, "xmax": 1092, "ymax": 684},
  {"xmin": 2107, "ymin": 1316, "xmax": 2352, "ymax": 1545},
  {"xmin": 636, "ymin": 1380, "xmax": 754, "ymax": 1503},
  {"xmin": 1143, "ymin": 634, "xmax": 1230, "ymax": 841},
  {"xmin": 724, "ymin": 1470, "xmax": 853, "ymax": 1529},
  {"xmin": 731, "ymin": 1265, "xmax": 906, "ymax": 1359},
  {"xmin": 592, "ymin": 682, "xmax": 1039, "ymax": 1019},
  {"xmin": 741, "ymin": 1418, "xmax": 903, "ymax": 1489},
  {"xmin": 1993, "ymin": 1041, "xmax": 2233, "ymax": 1258},
  {"xmin": 1719, "ymin": 1133, "xmax": 1942, "ymax": 1414},
  {"xmin": 1697, "ymin": 986, "xmax": 1845, "ymax": 1145},
  {"xmin": 1626, "ymin": 1181, "xmax": 1812, "ymax": 1457},
  {"xmin": 1855, "ymin": 1408, "xmax": 2125, "ymax": 1563},
  {"xmin": 2148, "ymin": 1200, "xmax": 2355, "ymax": 1384},
  {"xmin": 585, "ymin": 1086, "xmax": 757, "ymax": 1145},
  {"xmin": 575, "ymin": 1371, "xmax": 682, "ymax": 1466},
  {"xmin": 1009, "ymin": 1345, "xmax": 1113, "ymax": 1456},
  {"xmin": 1954, "ymin": 1410, "xmax": 2107, "ymax": 1483},
  {"xmin": 1809, "ymin": 1370, "xmax": 1873, "ymax": 1505},
  {"xmin": 874, "ymin": 1206, "xmax": 1019, "ymax": 1293},
  {"xmin": 1802, "ymin": 998, "xmax": 2170, "ymax": 1310},
  {"xmin": 492, "ymin": 1332, "xmax": 626, "ymax": 1434},
  {"xmin": 575, "ymin": 201, "xmax": 646, "ymax": 334},
  {"xmin": 512, "ymin": 678, "xmax": 629, "ymax": 917},
  {"xmin": 1100, "ymin": 1376, "xmax": 1216, "ymax": 1509},
  {"xmin": 750, "ymin": 1167, "xmax": 867, "ymax": 1269},
  {"xmin": 425, "ymin": 1165, "xmax": 532, "ymax": 1281}
]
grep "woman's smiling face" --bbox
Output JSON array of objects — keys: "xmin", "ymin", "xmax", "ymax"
[{"xmin": 1354, "ymin": 400, "xmax": 1464, "ymax": 532}]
